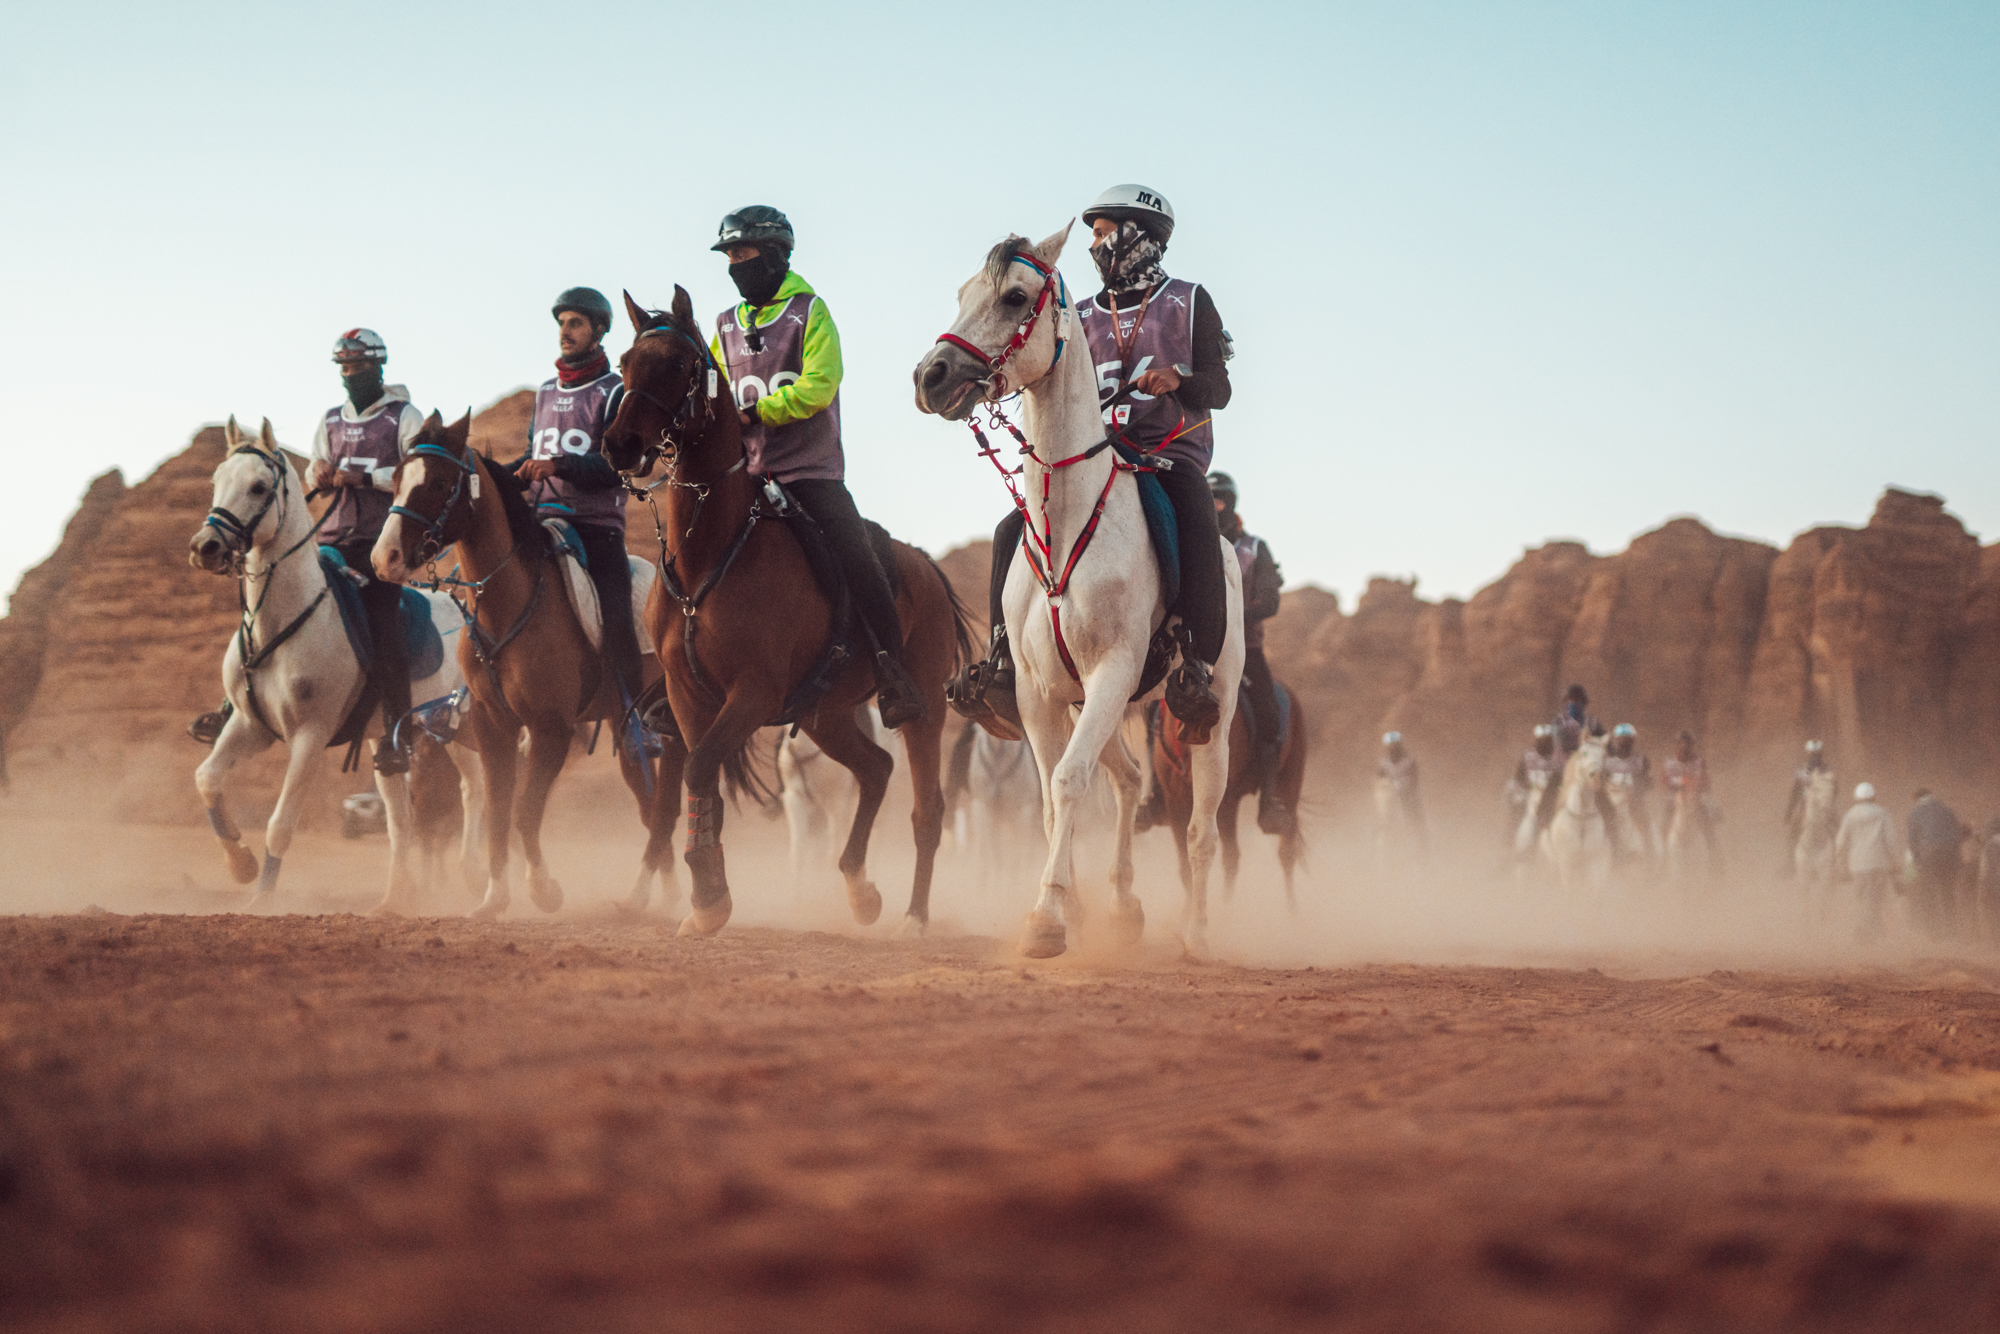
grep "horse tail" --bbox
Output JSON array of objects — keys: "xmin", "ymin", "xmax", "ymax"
[
  {"xmin": 720, "ymin": 730, "xmax": 782, "ymax": 814},
  {"xmin": 922, "ymin": 551, "xmax": 979, "ymax": 668}
]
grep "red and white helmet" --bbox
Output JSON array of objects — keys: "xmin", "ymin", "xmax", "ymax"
[{"xmin": 331, "ymin": 328, "xmax": 387, "ymax": 366}]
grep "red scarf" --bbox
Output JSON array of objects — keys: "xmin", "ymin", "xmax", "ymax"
[{"xmin": 556, "ymin": 346, "xmax": 609, "ymax": 388}]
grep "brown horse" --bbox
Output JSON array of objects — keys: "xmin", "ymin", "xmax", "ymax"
[
  {"xmin": 602, "ymin": 287, "xmax": 973, "ymax": 937},
  {"xmin": 1145, "ymin": 685, "xmax": 1308, "ymax": 909},
  {"xmin": 372, "ymin": 412, "xmax": 681, "ymax": 919}
]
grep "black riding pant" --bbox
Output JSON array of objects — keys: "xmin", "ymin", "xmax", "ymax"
[
  {"xmin": 785, "ymin": 479, "xmax": 904, "ymax": 659},
  {"xmin": 336, "ymin": 540, "xmax": 411, "ymax": 737},
  {"xmin": 1242, "ymin": 645, "xmax": 1279, "ymax": 747},
  {"xmin": 988, "ymin": 465, "xmax": 1226, "ymax": 664},
  {"xmin": 574, "ymin": 523, "xmax": 640, "ymax": 707}
]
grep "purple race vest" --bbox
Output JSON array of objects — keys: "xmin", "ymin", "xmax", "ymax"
[
  {"xmin": 715, "ymin": 294, "xmax": 844, "ymax": 482},
  {"xmin": 322, "ymin": 402, "xmax": 403, "ymax": 543},
  {"xmin": 1233, "ymin": 533, "xmax": 1266, "ymax": 650},
  {"xmin": 526, "ymin": 371, "xmax": 626, "ymax": 529},
  {"xmin": 1078, "ymin": 277, "xmax": 1214, "ymax": 472}
]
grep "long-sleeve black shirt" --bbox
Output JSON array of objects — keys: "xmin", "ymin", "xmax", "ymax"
[{"xmin": 1085, "ymin": 282, "xmax": 1232, "ymax": 410}]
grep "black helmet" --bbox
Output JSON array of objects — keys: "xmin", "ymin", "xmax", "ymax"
[
  {"xmin": 552, "ymin": 286, "xmax": 613, "ymax": 332},
  {"xmin": 712, "ymin": 205, "xmax": 794, "ymax": 255},
  {"xmin": 1207, "ymin": 471, "xmax": 1238, "ymax": 509}
]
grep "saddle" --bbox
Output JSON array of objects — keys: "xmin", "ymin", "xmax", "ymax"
[
  {"xmin": 1108, "ymin": 440, "xmax": 1180, "ymax": 611},
  {"xmin": 317, "ymin": 547, "xmax": 449, "ymax": 759},
  {"xmin": 539, "ymin": 518, "xmax": 659, "ymax": 658}
]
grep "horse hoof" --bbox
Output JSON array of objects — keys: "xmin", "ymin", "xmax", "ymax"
[
  {"xmin": 1112, "ymin": 899, "xmax": 1145, "ymax": 946},
  {"xmin": 849, "ymin": 881, "xmax": 883, "ymax": 927},
  {"xmin": 612, "ymin": 897, "xmax": 648, "ymax": 920},
  {"xmin": 467, "ymin": 900, "xmax": 505, "ymax": 922},
  {"xmin": 224, "ymin": 844, "xmax": 258, "ymax": 885},
  {"xmin": 893, "ymin": 913, "xmax": 928, "ymax": 940},
  {"xmin": 1180, "ymin": 930, "xmax": 1210, "ymax": 962},
  {"xmin": 369, "ymin": 903, "xmax": 404, "ymax": 920},
  {"xmin": 529, "ymin": 875, "xmax": 564, "ymax": 914},
  {"xmin": 1019, "ymin": 916, "xmax": 1066, "ymax": 959},
  {"xmin": 677, "ymin": 894, "xmax": 732, "ymax": 937}
]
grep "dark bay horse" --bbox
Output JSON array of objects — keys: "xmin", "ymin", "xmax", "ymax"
[
  {"xmin": 603, "ymin": 288, "xmax": 973, "ymax": 938},
  {"xmin": 373, "ymin": 412, "xmax": 682, "ymax": 919},
  {"xmin": 1146, "ymin": 685, "xmax": 1308, "ymax": 909}
]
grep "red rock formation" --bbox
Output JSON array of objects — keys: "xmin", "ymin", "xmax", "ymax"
[{"xmin": 0, "ymin": 468, "xmax": 125, "ymax": 735}]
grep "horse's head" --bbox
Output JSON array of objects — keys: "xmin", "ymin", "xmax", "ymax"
[
  {"xmin": 914, "ymin": 223, "xmax": 1074, "ymax": 420},
  {"xmin": 374, "ymin": 410, "xmax": 475, "ymax": 585},
  {"xmin": 1566, "ymin": 739, "xmax": 1608, "ymax": 802},
  {"xmin": 189, "ymin": 416, "xmax": 294, "ymax": 573},
  {"xmin": 605, "ymin": 286, "xmax": 715, "ymax": 476}
]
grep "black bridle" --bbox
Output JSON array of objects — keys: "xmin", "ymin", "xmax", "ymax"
[{"xmin": 618, "ymin": 321, "xmax": 720, "ymax": 480}]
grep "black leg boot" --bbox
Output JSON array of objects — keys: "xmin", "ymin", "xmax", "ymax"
[
  {"xmin": 1255, "ymin": 739, "xmax": 1292, "ymax": 835},
  {"xmin": 945, "ymin": 510, "xmax": 1025, "ymax": 739}
]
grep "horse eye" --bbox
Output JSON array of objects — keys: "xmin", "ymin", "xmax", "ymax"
[
  {"xmin": 1002, "ymin": 290, "xmax": 1029, "ymax": 308},
  {"xmin": 249, "ymin": 483, "xmax": 268, "ymax": 496}
]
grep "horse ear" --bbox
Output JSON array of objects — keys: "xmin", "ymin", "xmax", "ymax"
[
  {"xmin": 224, "ymin": 415, "xmax": 243, "ymax": 450},
  {"xmin": 623, "ymin": 289, "xmax": 651, "ymax": 333},
  {"xmin": 670, "ymin": 284, "xmax": 695, "ymax": 330},
  {"xmin": 1033, "ymin": 220, "xmax": 1074, "ymax": 268},
  {"xmin": 447, "ymin": 412, "xmax": 472, "ymax": 451},
  {"xmin": 258, "ymin": 418, "xmax": 278, "ymax": 455},
  {"xmin": 422, "ymin": 409, "xmax": 445, "ymax": 440}
]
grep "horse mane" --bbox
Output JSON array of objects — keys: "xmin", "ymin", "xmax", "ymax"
[
  {"xmin": 983, "ymin": 234, "xmax": 1032, "ymax": 289},
  {"xmin": 468, "ymin": 449, "xmax": 539, "ymax": 548}
]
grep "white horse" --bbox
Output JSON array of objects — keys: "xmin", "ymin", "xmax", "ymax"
[
  {"xmin": 186, "ymin": 418, "xmax": 485, "ymax": 912},
  {"xmin": 916, "ymin": 226, "xmax": 1245, "ymax": 958},
  {"xmin": 1794, "ymin": 768, "xmax": 1838, "ymax": 910},
  {"xmin": 1604, "ymin": 768, "xmax": 1655, "ymax": 869},
  {"xmin": 1538, "ymin": 738, "xmax": 1612, "ymax": 895}
]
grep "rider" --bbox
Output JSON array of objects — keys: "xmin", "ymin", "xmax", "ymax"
[
  {"xmin": 956, "ymin": 183, "xmax": 1236, "ymax": 744},
  {"xmin": 1661, "ymin": 730, "xmax": 1721, "ymax": 867},
  {"xmin": 509, "ymin": 287, "xmax": 645, "ymax": 751},
  {"xmin": 313, "ymin": 328, "xmax": 424, "ymax": 773},
  {"xmin": 1784, "ymin": 739, "xmax": 1831, "ymax": 849},
  {"xmin": 1602, "ymin": 722, "xmax": 1655, "ymax": 856},
  {"xmin": 1509, "ymin": 723, "xmax": 1567, "ymax": 841},
  {"xmin": 709, "ymin": 206, "xmax": 924, "ymax": 729},
  {"xmin": 1552, "ymin": 684, "xmax": 1600, "ymax": 755},
  {"xmin": 1211, "ymin": 472, "xmax": 1288, "ymax": 833},
  {"xmin": 1378, "ymin": 732, "xmax": 1425, "ymax": 835}
]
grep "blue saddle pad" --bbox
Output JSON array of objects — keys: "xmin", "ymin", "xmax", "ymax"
[
  {"xmin": 1109, "ymin": 442, "xmax": 1179, "ymax": 610},
  {"xmin": 318, "ymin": 547, "xmax": 446, "ymax": 681},
  {"xmin": 542, "ymin": 516, "xmax": 588, "ymax": 569},
  {"xmin": 1241, "ymin": 681, "xmax": 1293, "ymax": 751}
]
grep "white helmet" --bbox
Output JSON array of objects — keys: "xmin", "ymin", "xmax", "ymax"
[
  {"xmin": 1805, "ymin": 739, "xmax": 1824, "ymax": 753},
  {"xmin": 1854, "ymin": 782, "xmax": 1875, "ymax": 802},
  {"xmin": 1532, "ymin": 723, "xmax": 1555, "ymax": 740},
  {"xmin": 1082, "ymin": 184, "xmax": 1175, "ymax": 242},
  {"xmin": 1382, "ymin": 732, "xmax": 1402, "ymax": 747},
  {"xmin": 331, "ymin": 327, "xmax": 387, "ymax": 366}
]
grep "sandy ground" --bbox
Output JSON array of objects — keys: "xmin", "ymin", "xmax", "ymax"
[{"xmin": 5, "ymin": 791, "xmax": 2000, "ymax": 1331}]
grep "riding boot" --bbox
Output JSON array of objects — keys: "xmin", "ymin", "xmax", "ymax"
[
  {"xmin": 1255, "ymin": 738, "xmax": 1292, "ymax": 835},
  {"xmin": 872, "ymin": 652, "xmax": 924, "ymax": 731},
  {"xmin": 945, "ymin": 626, "xmax": 1023, "ymax": 741},
  {"xmin": 785, "ymin": 478, "xmax": 925, "ymax": 730},
  {"xmin": 348, "ymin": 543, "xmax": 412, "ymax": 776},
  {"xmin": 188, "ymin": 700, "xmax": 233, "ymax": 745},
  {"xmin": 1164, "ymin": 654, "xmax": 1223, "ymax": 746}
]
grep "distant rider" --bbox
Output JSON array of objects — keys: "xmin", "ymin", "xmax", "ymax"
[
  {"xmin": 709, "ymin": 206, "xmax": 923, "ymax": 728},
  {"xmin": 1210, "ymin": 472, "xmax": 1288, "ymax": 833},
  {"xmin": 1783, "ymin": 739, "xmax": 1831, "ymax": 849},
  {"xmin": 509, "ymin": 287, "xmax": 646, "ymax": 754},
  {"xmin": 1602, "ymin": 722, "xmax": 1655, "ymax": 857},
  {"xmin": 1834, "ymin": 782, "xmax": 1900, "ymax": 942},
  {"xmin": 314, "ymin": 329, "xmax": 424, "ymax": 773},
  {"xmin": 953, "ymin": 183, "xmax": 1236, "ymax": 743},
  {"xmin": 1378, "ymin": 732, "xmax": 1425, "ymax": 838},
  {"xmin": 1661, "ymin": 730, "xmax": 1720, "ymax": 869},
  {"xmin": 1552, "ymin": 684, "xmax": 1600, "ymax": 755},
  {"xmin": 1907, "ymin": 788, "xmax": 1970, "ymax": 941},
  {"xmin": 1508, "ymin": 723, "xmax": 1567, "ymax": 846}
]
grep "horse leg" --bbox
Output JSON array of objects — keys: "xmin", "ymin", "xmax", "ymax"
[
  {"xmin": 515, "ymin": 722, "xmax": 572, "ymax": 913},
  {"xmin": 1218, "ymin": 792, "xmax": 1244, "ymax": 901},
  {"xmin": 468, "ymin": 711, "xmax": 518, "ymax": 920},
  {"xmin": 676, "ymin": 690, "xmax": 774, "ymax": 938},
  {"xmin": 449, "ymin": 739, "xmax": 489, "ymax": 901},
  {"xmin": 1097, "ymin": 720, "xmax": 1146, "ymax": 946},
  {"xmin": 1023, "ymin": 684, "xmax": 1126, "ymax": 959},
  {"xmin": 250, "ymin": 722, "xmax": 333, "ymax": 903},
  {"xmin": 803, "ymin": 707, "xmax": 895, "ymax": 928},
  {"xmin": 894, "ymin": 707, "xmax": 948, "ymax": 937},
  {"xmin": 1181, "ymin": 719, "xmax": 1233, "ymax": 961},
  {"xmin": 194, "ymin": 711, "xmax": 274, "ymax": 892},
  {"xmin": 368, "ymin": 747, "xmax": 420, "ymax": 916},
  {"xmin": 620, "ymin": 732, "xmax": 686, "ymax": 919}
]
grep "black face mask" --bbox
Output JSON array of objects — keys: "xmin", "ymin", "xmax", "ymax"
[
  {"xmin": 343, "ymin": 367, "xmax": 384, "ymax": 410},
  {"xmin": 729, "ymin": 253, "xmax": 788, "ymax": 308}
]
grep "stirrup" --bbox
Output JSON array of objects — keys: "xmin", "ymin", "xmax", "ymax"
[
  {"xmin": 874, "ymin": 652, "xmax": 926, "ymax": 730},
  {"xmin": 373, "ymin": 733, "xmax": 411, "ymax": 776},
  {"xmin": 187, "ymin": 702, "xmax": 233, "ymax": 746},
  {"xmin": 639, "ymin": 697, "xmax": 682, "ymax": 746},
  {"xmin": 945, "ymin": 638, "xmax": 1022, "ymax": 741},
  {"xmin": 1164, "ymin": 658, "xmax": 1222, "ymax": 746}
]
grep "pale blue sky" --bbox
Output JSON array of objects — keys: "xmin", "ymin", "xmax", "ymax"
[{"xmin": 2, "ymin": 2, "xmax": 1995, "ymax": 611}]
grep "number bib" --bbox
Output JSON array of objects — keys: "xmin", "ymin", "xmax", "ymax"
[{"xmin": 527, "ymin": 371, "xmax": 626, "ymax": 528}]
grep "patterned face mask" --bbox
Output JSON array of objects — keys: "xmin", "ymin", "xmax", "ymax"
[{"xmin": 1090, "ymin": 220, "xmax": 1167, "ymax": 296}]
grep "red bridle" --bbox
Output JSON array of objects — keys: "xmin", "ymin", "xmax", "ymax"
[{"xmin": 933, "ymin": 250, "xmax": 1069, "ymax": 400}]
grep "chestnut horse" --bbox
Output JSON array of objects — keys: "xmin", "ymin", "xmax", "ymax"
[
  {"xmin": 602, "ymin": 287, "xmax": 973, "ymax": 938},
  {"xmin": 1146, "ymin": 687, "xmax": 1308, "ymax": 910},
  {"xmin": 373, "ymin": 412, "xmax": 679, "ymax": 919}
]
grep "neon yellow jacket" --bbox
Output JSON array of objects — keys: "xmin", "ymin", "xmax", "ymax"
[{"xmin": 709, "ymin": 270, "xmax": 842, "ymax": 426}]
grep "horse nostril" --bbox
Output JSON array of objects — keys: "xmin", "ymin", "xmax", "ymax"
[{"xmin": 923, "ymin": 359, "xmax": 948, "ymax": 389}]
